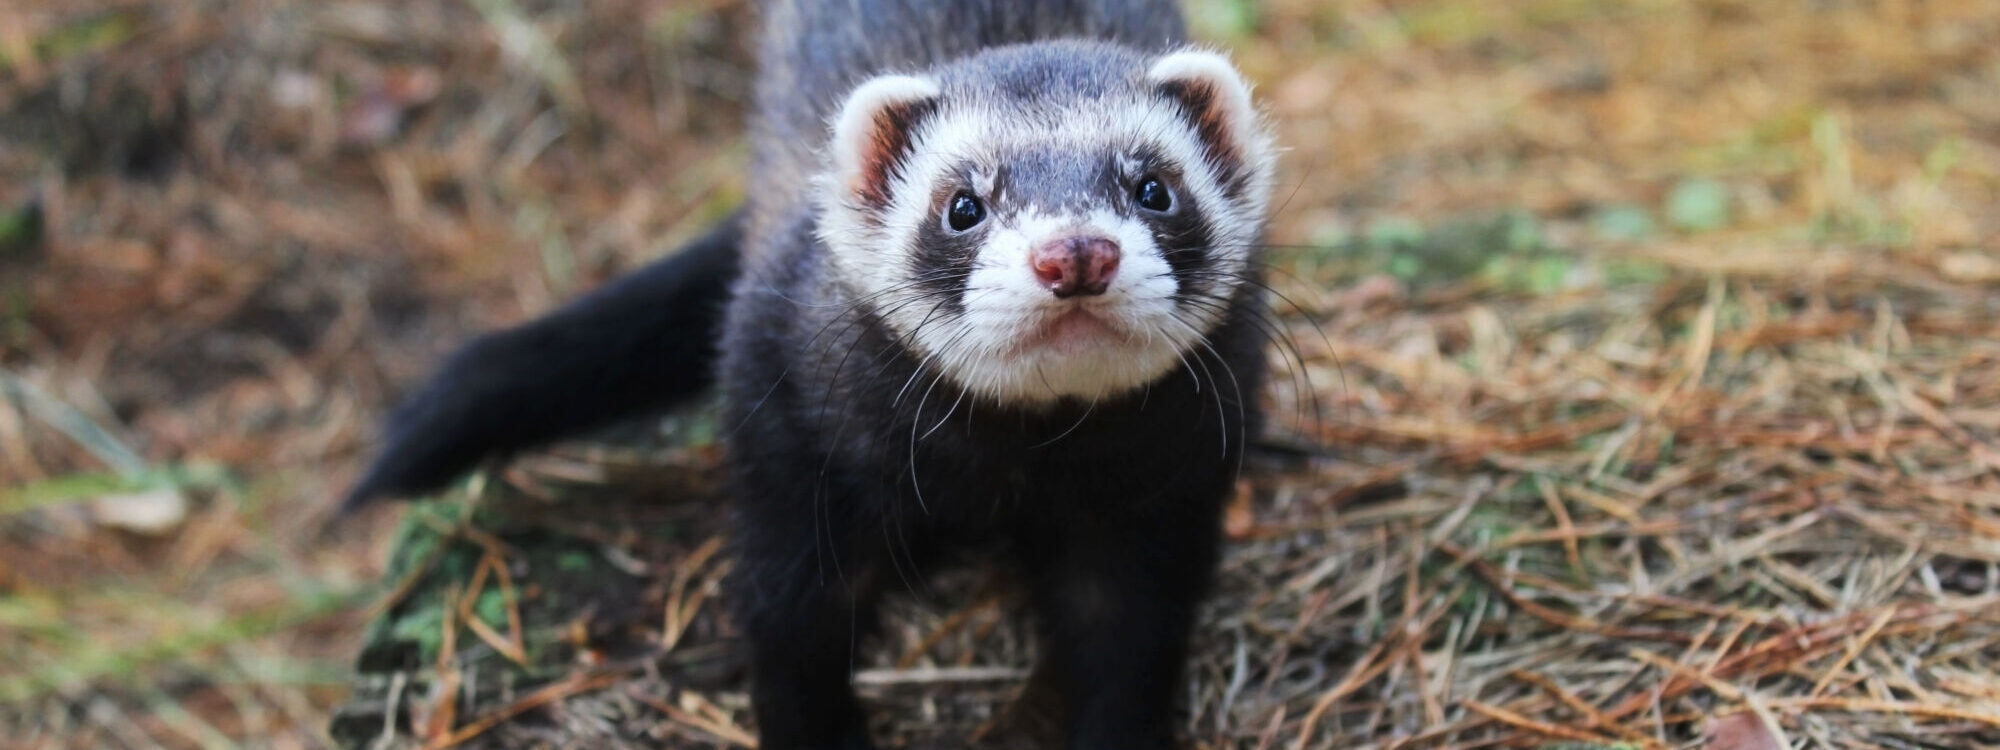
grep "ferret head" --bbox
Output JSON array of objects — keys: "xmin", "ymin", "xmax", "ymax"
[{"xmin": 816, "ymin": 41, "xmax": 1276, "ymax": 406}]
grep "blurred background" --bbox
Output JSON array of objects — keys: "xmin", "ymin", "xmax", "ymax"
[{"xmin": 3, "ymin": 1, "xmax": 1996, "ymax": 748}]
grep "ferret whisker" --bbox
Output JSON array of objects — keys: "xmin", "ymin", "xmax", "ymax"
[
  {"xmin": 1174, "ymin": 267, "xmax": 1344, "ymax": 421},
  {"xmin": 890, "ymin": 295, "xmax": 965, "ymax": 407},
  {"xmin": 1028, "ymin": 396, "xmax": 1098, "ymax": 449},
  {"xmin": 727, "ymin": 366, "xmax": 793, "ymax": 440},
  {"xmin": 1175, "ymin": 291, "xmax": 1307, "ymax": 397},
  {"xmin": 1193, "ymin": 334, "xmax": 1249, "ymax": 473},
  {"xmin": 1174, "ymin": 290, "xmax": 1319, "ymax": 436},
  {"xmin": 906, "ymin": 366, "xmax": 949, "ymax": 515},
  {"xmin": 1157, "ymin": 314, "xmax": 1234, "ymax": 458},
  {"xmin": 921, "ymin": 380, "xmax": 970, "ymax": 441},
  {"xmin": 882, "ymin": 501, "xmax": 927, "ymax": 597}
]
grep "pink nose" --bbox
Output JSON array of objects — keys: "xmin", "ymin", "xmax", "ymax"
[{"xmin": 1030, "ymin": 236, "xmax": 1120, "ymax": 298}]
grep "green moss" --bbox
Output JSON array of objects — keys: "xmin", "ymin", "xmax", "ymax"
[
  {"xmin": 0, "ymin": 462, "xmax": 236, "ymax": 516},
  {"xmin": 0, "ymin": 11, "xmax": 138, "ymax": 71},
  {"xmin": 386, "ymin": 603, "xmax": 449, "ymax": 658},
  {"xmin": 1590, "ymin": 205, "xmax": 1656, "ymax": 242},
  {"xmin": 1601, "ymin": 257, "xmax": 1667, "ymax": 287},
  {"xmin": 473, "ymin": 587, "xmax": 510, "ymax": 631},
  {"xmin": 1664, "ymin": 177, "xmax": 1732, "ymax": 233},
  {"xmin": 557, "ymin": 550, "xmax": 594, "ymax": 572}
]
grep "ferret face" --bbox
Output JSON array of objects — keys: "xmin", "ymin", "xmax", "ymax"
[{"xmin": 817, "ymin": 43, "xmax": 1275, "ymax": 406}]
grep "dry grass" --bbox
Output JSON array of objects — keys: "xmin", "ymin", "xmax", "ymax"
[{"xmin": 2, "ymin": 0, "xmax": 1996, "ymax": 748}]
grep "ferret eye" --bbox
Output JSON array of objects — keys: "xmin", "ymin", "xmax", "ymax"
[
  {"xmin": 1135, "ymin": 176, "xmax": 1173, "ymax": 212},
  {"xmin": 946, "ymin": 192, "xmax": 985, "ymax": 231}
]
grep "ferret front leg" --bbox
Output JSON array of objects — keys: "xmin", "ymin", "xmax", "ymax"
[
  {"xmin": 730, "ymin": 497, "xmax": 882, "ymax": 750},
  {"xmin": 1017, "ymin": 502, "xmax": 1224, "ymax": 750}
]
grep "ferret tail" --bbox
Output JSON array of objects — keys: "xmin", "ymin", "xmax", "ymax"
[{"xmin": 343, "ymin": 209, "xmax": 746, "ymax": 508}]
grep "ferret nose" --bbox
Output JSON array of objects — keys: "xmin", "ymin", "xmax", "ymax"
[{"xmin": 1030, "ymin": 236, "xmax": 1120, "ymax": 298}]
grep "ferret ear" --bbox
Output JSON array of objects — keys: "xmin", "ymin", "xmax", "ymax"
[
  {"xmin": 1148, "ymin": 50, "xmax": 1268, "ymax": 190},
  {"xmin": 830, "ymin": 74, "xmax": 942, "ymax": 207}
]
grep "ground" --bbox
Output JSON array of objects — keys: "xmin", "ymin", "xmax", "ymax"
[{"xmin": 2, "ymin": 1, "xmax": 1998, "ymax": 748}]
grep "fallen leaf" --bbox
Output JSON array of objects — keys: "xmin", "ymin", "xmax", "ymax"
[
  {"xmin": 88, "ymin": 488, "xmax": 187, "ymax": 535},
  {"xmin": 1224, "ymin": 479, "xmax": 1256, "ymax": 539},
  {"xmin": 1705, "ymin": 709, "xmax": 1787, "ymax": 750},
  {"xmin": 1939, "ymin": 251, "xmax": 2000, "ymax": 283},
  {"xmin": 340, "ymin": 66, "xmax": 442, "ymax": 145}
]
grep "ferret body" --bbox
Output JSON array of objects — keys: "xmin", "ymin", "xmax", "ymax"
[{"xmin": 350, "ymin": 2, "xmax": 1276, "ymax": 747}]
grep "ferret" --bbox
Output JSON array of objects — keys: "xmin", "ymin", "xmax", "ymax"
[{"xmin": 348, "ymin": 1, "xmax": 1277, "ymax": 748}]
